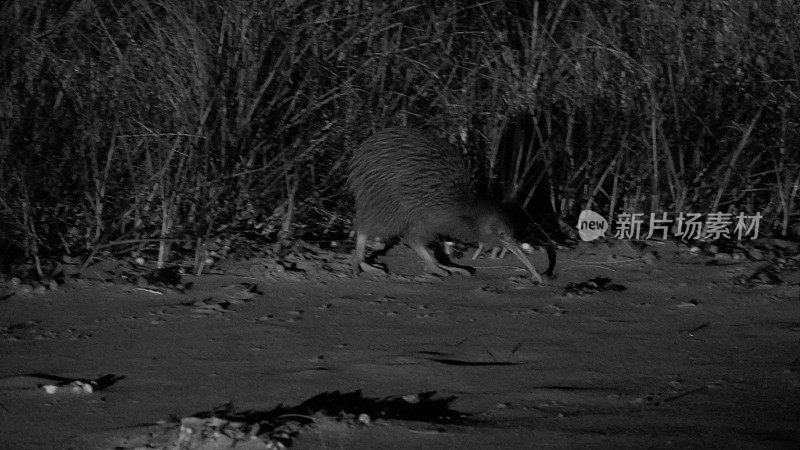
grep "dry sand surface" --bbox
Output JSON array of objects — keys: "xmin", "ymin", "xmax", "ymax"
[{"xmin": 1, "ymin": 241, "xmax": 799, "ymax": 449}]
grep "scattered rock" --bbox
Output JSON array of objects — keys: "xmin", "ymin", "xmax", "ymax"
[
  {"xmin": 735, "ymin": 256, "xmax": 800, "ymax": 286},
  {"xmin": 148, "ymin": 391, "xmax": 467, "ymax": 449},
  {"xmin": 564, "ymin": 277, "xmax": 627, "ymax": 296}
]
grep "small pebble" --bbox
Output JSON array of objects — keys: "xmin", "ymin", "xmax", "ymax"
[{"xmin": 402, "ymin": 394, "xmax": 419, "ymax": 403}]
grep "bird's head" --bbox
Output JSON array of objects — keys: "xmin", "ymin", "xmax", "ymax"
[{"xmin": 470, "ymin": 203, "xmax": 543, "ymax": 284}]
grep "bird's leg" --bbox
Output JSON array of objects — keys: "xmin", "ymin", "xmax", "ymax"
[
  {"xmin": 352, "ymin": 232, "xmax": 386, "ymax": 277},
  {"xmin": 471, "ymin": 243, "xmax": 484, "ymax": 260},
  {"xmin": 472, "ymin": 243, "xmax": 506, "ymax": 260},
  {"xmin": 411, "ymin": 242, "xmax": 470, "ymax": 276}
]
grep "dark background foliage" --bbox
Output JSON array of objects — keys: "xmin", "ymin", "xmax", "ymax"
[{"xmin": 1, "ymin": 0, "xmax": 798, "ymax": 266}]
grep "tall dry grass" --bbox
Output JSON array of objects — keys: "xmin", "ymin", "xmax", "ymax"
[{"xmin": 0, "ymin": 0, "xmax": 798, "ymax": 268}]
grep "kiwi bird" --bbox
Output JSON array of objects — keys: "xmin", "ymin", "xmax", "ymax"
[{"xmin": 348, "ymin": 127, "xmax": 551, "ymax": 283}]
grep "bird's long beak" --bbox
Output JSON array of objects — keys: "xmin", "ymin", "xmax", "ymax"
[{"xmin": 500, "ymin": 238, "xmax": 543, "ymax": 284}]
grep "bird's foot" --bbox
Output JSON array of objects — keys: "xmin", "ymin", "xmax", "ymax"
[
  {"xmin": 353, "ymin": 261, "xmax": 387, "ymax": 277},
  {"xmin": 424, "ymin": 263, "xmax": 471, "ymax": 277}
]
